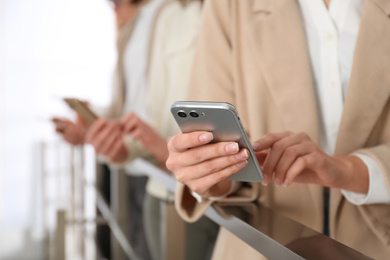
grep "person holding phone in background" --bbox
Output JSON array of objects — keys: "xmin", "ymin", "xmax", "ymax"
[
  {"xmin": 54, "ymin": 0, "xmax": 219, "ymax": 259},
  {"xmin": 53, "ymin": 0, "xmax": 155, "ymax": 258},
  {"xmin": 166, "ymin": 0, "xmax": 390, "ymax": 259},
  {"xmin": 121, "ymin": 1, "xmax": 219, "ymax": 259}
]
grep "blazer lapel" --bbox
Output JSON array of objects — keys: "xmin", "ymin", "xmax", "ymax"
[
  {"xmin": 335, "ymin": 0, "xmax": 390, "ymax": 155},
  {"xmin": 249, "ymin": 0, "xmax": 321, "ymax": 145},
  {"xmin": 249, "ymin": 0, "xmax": 324, "ymax": 217}
]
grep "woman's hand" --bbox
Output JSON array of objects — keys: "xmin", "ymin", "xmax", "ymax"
[
  {"xmin": 85, "ymin": 118, "xmax": 128, "ymax": 162},
  {"xmin": 52, "ymin": 117, "xmax": 86, "ymax": 145},
  {"xmin": 166, "ymin": 131, "xmax": 250, "ymax": 198},
  {"xmin": 122, "ymin": 113, "xmax": 168, "ymax": 163},
  {"xmin": 252, "ymin": 131, "xmax": 369, "ymax": 193}
]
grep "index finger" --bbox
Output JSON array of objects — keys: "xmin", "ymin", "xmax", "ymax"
[
  {"xmin": 51, "ymin": 117, "xmax": 67, "ymax": 124},
  {"xmin": 85, "ymin": 118, "xmax": 107, "ymax": 142},
  {"xmin": 122, "ymin": 114, "xmax": 142, "ymax": 133},
  {"xmin": 251, "ymin": 131, "xmax": 292, "ymax": 151},
  {"xmin": 168, "ymin": 131, "xmax": 214, "ymax": 152}
]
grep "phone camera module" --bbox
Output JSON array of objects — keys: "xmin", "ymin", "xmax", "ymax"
[
  {"xmin": 189, "ymin": 111, "xmax": 199, "ymax": 118},
  {"xmin": 177, "ymin": 111, "xmax": 187, "ymax": 118}
]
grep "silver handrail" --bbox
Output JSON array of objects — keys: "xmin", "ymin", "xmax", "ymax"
[{"xmin": 127, "ymin": 159, "xmax": 373, "ymax": 260}]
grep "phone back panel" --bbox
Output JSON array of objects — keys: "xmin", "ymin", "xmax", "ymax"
[
  {"xmin": 171, "ymin": 101, "xmax": 263, "ymax": 182},
  {"xmin": 63, "ymin": 98, "xmax": 98, "ymax": 126}
]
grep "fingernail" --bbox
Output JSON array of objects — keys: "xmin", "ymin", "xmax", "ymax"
[
  {"xmin": 199, "ymin": 133, "xmax": 213, "ymax": 143},
  {"xmin": 274, "ymin": 178, "xmax": 281, "ymax": 187},
  {"xmin": 252, "ymin": 141, "xmax": 261, "ymax": 151},
  {"xmin": 283, "ymin": 179, "xmax": 289, "ymax": 187},
  {"xmin": 236, "ymin": 160, "xmax": 248, "ymax": 167},
  {"xmin": 262, "ymin": 175, "xmax": 269, "ymax": 185},
  {"xmin": 235, "ymin": 149, "xmax": 248, "ymax": 160},
  {"xmin": 225, "ymin": 143, "xmax": 239, "ymax": 153}
]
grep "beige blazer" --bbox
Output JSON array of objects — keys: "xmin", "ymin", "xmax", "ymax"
[{"xmin": 175, "ymin": 0, "xmax": 390, "ymax": 259}]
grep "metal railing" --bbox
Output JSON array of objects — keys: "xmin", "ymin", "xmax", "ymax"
[{"xmin": 40, "ymin": 141, "xmax": 373, "ymax": 260}]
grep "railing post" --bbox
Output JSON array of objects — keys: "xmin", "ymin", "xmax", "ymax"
[{"xmin": 55, "ymin": 210, "xmax": 66, "ymax": 260}]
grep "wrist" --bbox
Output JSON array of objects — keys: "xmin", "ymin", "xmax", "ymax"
[
  {"xmin": 208, "ymin": 180, "xmax": 233, "ymax": 198},
  {"xmin": 334, "ymin": 155, "xmax": 369, "ymax": 194}
]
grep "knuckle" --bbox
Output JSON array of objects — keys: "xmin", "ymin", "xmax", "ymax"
[
  {"xmin": 175, "ymin": 172, "xmax": 186, "ymax": 184},
  {"xmin": 263, "ymin": 165, "xmax": 272, "ymax": 174},
  {"xmin": 167, "ymin": 138, "xmax": 175, "ymax": 152},
  {"xmin": 273, "ymin": 141, "xmax": 284, "ymax": 150},
  {"xmin": 203, "ymin": 162, "xmax": 218, "ymax": 174},
  {"xmin": 298, "ymin": 156, "xmax": 309, "ymax": 167},
  {"xmin": 284, "ymin": 146, "xmax": 296, "ymax": 157},
  {"xmin": 265, "ymin": 132, "xmax": 276, "ymax": 140},
  {"xmin": 308, "ymin": 143, "xmax": 318, "ymax": 151},
  {"xmin": 215, "ymin": 144, "xmax": 225, "ymax": 156},
  {"xmin": 212, "ymin": 171, "xmax": 227, "ymax": 183},
  {"xmin": 297, "ymin": 132, "xmax": 309, "ymax": 140},
  {"xmin": 312, "ymin": 153, "xmax": 324, "ymax": 167},
  {"xmin": 191, "ymin": 150, "xmax": 204, "ymax": 162},
  {"xmin": 165, "ymin": 159, "xmax": 172, "ymax": 170},
  {"xmin": 191, "ymin": 183, "xmax": 205, "ymax": 195},
  {"xmin": 169, "ymin": 136, "xmax": 180, "ymax": 151},
  {"xmin": 165, "ymin": 156, "xmax": 176, "ymax": 171},
  {"xmin": 226, "ymin": 154, "xmax": 238, "ymax": 165}
]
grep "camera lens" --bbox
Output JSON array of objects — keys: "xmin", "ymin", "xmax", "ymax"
[
  {"xmin": 177, "ymin": 111, "xmax": 187, "ymax": 118},
  {"xmin": 189, "ymin": 111, "xmax": 199, "ymax": 118}
]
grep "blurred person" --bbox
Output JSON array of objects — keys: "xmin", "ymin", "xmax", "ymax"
[
  {"xmin": 53, "ymin": 0, "xmax": 217, "ymax": 259},
  {"xmin": 53, "ymin": 0, "xmax": 158, "ymax": 259},
  {"xmin": 120, "ymin": 1, "xmax": 219, "ymax": 259},
  {"xmin": 52, "ymin": 117, "xmax": 86, "ymax": 146},
  {"xmin": 88, "ymin": 0, "xmax": 219, "ymax": 259},
  {"xmin": 165, "ymin": 0, "xmax": 390, "ymax": 259},
  {"xmin": 86, "ymin": 0, "xmax": 170, "ymax": 259}
]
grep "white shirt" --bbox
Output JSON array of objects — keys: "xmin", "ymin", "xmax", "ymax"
[
  {"xmin": 122, "ymin": 0, "xmax": 166, "ymax": 120},
  {"xmin": 121, "ymin": 0, "xmax": 165, "ymax": 176},
  {"xmin": 145, "ymin": 0, "xmax": 202, "ymax": 200},
  {"xmin": 298, "ymin": 0, "xmax": 390, "ymax": 204}
]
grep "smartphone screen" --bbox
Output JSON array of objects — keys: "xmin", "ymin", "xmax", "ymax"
[{"xmin": 170, "ymin": 101, "xmax": 263, "ymax": 182}]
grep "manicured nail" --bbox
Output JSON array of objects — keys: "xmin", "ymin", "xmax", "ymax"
[
  {"xmin": 283, "ymin": 179, "xmax": 289, "ymax": 187},
  {"xmin": 236, "ymin": 160, "xmax": 248, "ymax": 167},
  {"xmin": 274, "ymin": 178, "xmax": 281, "ymax": 187},
  {"xmin": 262, "ymin": 175, "xmax": 269, "ymax": 185},
  {"xmin": 252, "ymin": 141, "xmax": 261, "ymax": 151},
  {"xmin": 199, "ymin": 133, "xmax": 213, "ymax": 143},
  {"xmin": 235, "ymin": 149, "xmax": 248, "ymax": 160},
  {"xmin": 225, "ymin": 143, "xmax": 239, "ymax": 153}
]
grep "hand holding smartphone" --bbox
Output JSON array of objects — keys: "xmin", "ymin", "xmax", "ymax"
[
  {"xmin": 170, "ymin": 101, "xmax": 263, "ymax": 182},
  {"xmin": 63, "ymin": 98, "xmax": 98, "ymax": 126}
]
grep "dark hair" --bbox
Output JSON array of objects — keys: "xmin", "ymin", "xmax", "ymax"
[{"xmin": 108, "ymin": 0, "xmax": 145, "ymax": 5}]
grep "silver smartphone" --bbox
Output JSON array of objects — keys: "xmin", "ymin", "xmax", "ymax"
[{"xmin": 170, "ymin": 101, "xmax": 263, "ymax": 182}]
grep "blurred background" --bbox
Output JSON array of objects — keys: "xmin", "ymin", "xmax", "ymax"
[{"xmin": 1, "ymin": 0, "xmax": 117, "ymax": 258}]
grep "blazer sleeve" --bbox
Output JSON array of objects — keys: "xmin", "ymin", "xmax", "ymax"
[
  {"xmin": 175, "ymin": 182, "xmax": 260, "ymax": 222},
  {"xmin": 175, "ymin": 0, "xmax": 260, "ymax": 222},
  {"xmin": 356, "ymin": 144, "xmax": 390, "ymax": 194},
  {"xmin": 106, "ymin": 134, "xmax": 159, "ymax": 167}
]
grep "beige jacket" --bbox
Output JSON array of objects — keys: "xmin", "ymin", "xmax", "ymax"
[{"xmin": 175, "ymin": 0, "xmax": 390, "ymax": 259}]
